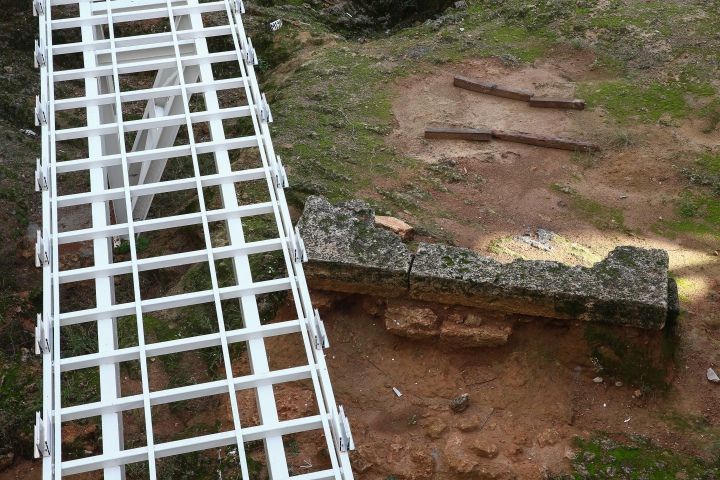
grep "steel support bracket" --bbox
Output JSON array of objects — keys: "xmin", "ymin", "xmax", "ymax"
[
  {"xmin": 257, "ymin": 93, "xmax": 272, "ymax": 123},
  {"xmin": 233, "ymin": 0, "xmax": 245, "ymax": 14},
  {"xmin": 35, "ymin": 96, "xmax": 47, "ymax": 126},
  {"xmin": 310, "ymin": 308, "xmax": 329, "ymax": 350},
  {"xmin": 291, "ymin": 227, "xmax": 307, "ymax": 264},
  {"xmin": 272, "ymin": 155, "xmax": 288, "ymax": 190},
  {"xmin": 32, "ymin": 0, "xmax": 45, "ymax": 16},
  {"xmin": 332, "ymin": 405, "xmax": 355, "ymax": 453},
  {"xmin": 35, "ymin": 230, "xmax": 49, "ymax": 267},
  {"xmin": 35, "ymin": 313, "xmax": 52, "ymax": 355},
  {"xmin": 34, "ymin": 40, "xmax": 46, "ymax": 68},
  {"xmin": 34, "ymin": 411, "xmax": 51, "ymax": 458},
  {"xmin": 36, "ymin": 158, "xmax": 49, "ymax": 192},
  {"xmin": 244, "ymin": 38, "xmax": 258, "ymax": 66}
]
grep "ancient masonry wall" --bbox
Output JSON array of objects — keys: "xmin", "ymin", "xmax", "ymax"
[{"xmin": 297, "ymin": 196, "xmax": 679, "ymax": 332}]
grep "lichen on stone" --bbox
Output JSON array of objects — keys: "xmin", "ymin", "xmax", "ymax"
[{"xmin": 297, "ymin": 195, "xmax": 412, "ymax": 296}]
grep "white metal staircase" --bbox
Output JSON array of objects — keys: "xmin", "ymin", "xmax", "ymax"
[{"xmin": 33, "ymin": 0, "xmax": 354, "ymax": 478}]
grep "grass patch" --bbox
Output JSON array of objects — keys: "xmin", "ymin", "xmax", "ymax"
[
  {"xmin": 579, "ymin": 80, "xmax": 714, "ymax": 124},
  {"xmin": 681, "ymin": 153, "xmax": 720, "ymax": 195},
  {"xmin": 551, "ymin": 184, "xmax": 625, "ymax": 230},
  {"xmin": 654, "ymin": 190, "xmax": 720, "ymax": 239}
]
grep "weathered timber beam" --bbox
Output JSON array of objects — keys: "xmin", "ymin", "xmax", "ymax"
[
  {"xmin": 453, "ymin": 75, "xmax": 533, "ymax": 101},
  {"xmin": 490, "ymin": 129, "xmax": 599, "ymax": 152},
  {"xmin": 529, "ymin": 97, "xmax": 586, "ymax": 110},
  {"xmin": 424, "ymin": 127, "xmax": 492, "ymax": 141}
]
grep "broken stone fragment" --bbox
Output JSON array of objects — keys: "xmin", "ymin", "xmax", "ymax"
[
  {"xmin": 472, "ymin": 439, "xmax": 499, "ymax": 459},
  {"xmin": 444, "ymin": 432, "xmax": 478, "ymax": 474},
  {"xmin": 424, "ymin": 417, "xmax": 448, "ymax": 439},
  {"xmin": 536, "ymin": 428, "xmax": 561, "ymax": 447},
  {"xmin": 374, "ymin": 215, "xmax": 414, "ymax": 240},
  {"xmin": 297, "ymin": 196, "xmax": 412, "ymax": 297},
  {"xmin": 409, "ymin": 242, "xmax": 669, "ymax": 329},
  {"xmin": 450, "ymin": 393, "xmax": 470, "ymax": 413},
  {"xmin": 384, "ymin": 303, "xmax": 439, "ymax": 339},
  {"xmin": 439, "ymin": 321, "xmax": 512, "ymax": 347},
  {"xmin": 708, "ymin": 368, "xmax": 720, "ymax": 384}
]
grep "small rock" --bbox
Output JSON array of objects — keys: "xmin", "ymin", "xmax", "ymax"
[
  {"xmin": 658, "ymin": 112, "xmax": 674, "ymax": 126},
  {"xmin": 453, "ymin": 0, "xmax": 467, "ymax": 9},
  {"xmin": 555, "ymin": 183, "xmax": 576, "ymax": 194},
  {"xmin": 593, "ymin": 376, "xmax": 603, "ymax": 383},
  {"xmin": 0, "ymin": 452, "xmax": 15, "ymax": 471},
  {"xmin": 374, "ymin": 215, "xmax": 414, "ymax": 240},
  {"xmin": 633, "ymin": 389, "xmax": 643, "ymax": 398},
  {"xmin": 444, "ymin": 432, "xmax": 479, "ymax": 474},
  {"xmin": 349, "ymin": 449, "xmax": 373, "ymax": 473},
  {"xmin": 311, "ymin": 291, "xmax": 339, "ymax": 312},
  {"xmin": 440, "ymin": 321, "xmax": 512, "ymax": 348},
  {"xmin": 384, "ymin": 303, "xmax": 439, "ymax": 339},
  {"xmin": 583, "ymin": 451, "xmax": 596, "ymax": 462},
  {"xmin": 425, "ymin": 418, "xmax": 447, "ymax": 439},
  {"xmin": 615, "ymin": 381, "xmax": 623, "ymax": 387},
  {"xmin": 708, "ymin": 367, "xmax": 720, "ymax": 384},
  {"xmin": 472, "ymin": 439, "xmax": 499, "ymax": 459},
  {"xmin": 450, "ymin": 393, "xmax": 470, "ymax": 413},
  {"xmin": 359, "ymin": 296, "xmax": 383, "ymax": 317},
  {"xmin": 536, "ymin": 428, "xmax": 561, "ymax": 447},
  {"xmin": 464, "ymin": 312, "xmax": 484, "ymax": 326},
  {"xmin": 508, "ymin": 444, "xmax": 523, "ymax": 456}
]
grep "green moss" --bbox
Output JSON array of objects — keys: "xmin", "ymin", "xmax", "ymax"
[
  {"xmin": 567, "ymin": 434, "xmax": 720, "ymax": 479},
  {"xmin": 584, "ymin": 324, "xmax": 675, "ymax": 391}
]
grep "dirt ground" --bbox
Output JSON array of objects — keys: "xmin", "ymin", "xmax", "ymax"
[
  {"xmin": 382, "ymin": 52, "xmax": 720, "ymax": 334},
  {"xmin": 338, "ymin": 53, "xmax": 720, "ymax": 477},
  {"xmin": 321, "ymin": 296, "xmax": 704, "ymax": 479}
]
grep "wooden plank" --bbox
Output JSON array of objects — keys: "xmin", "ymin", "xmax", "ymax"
[
  {"xmin": 424, "ymin": 127, "xmax": 492, "ymax": 141},
  {"xmin": 528, "ymin": 96, "xmax": 586, "ymax": 110},
  {"xmin": 490, "ymin": 129, "xmax": 599, "ymax": 152},
  {"xmin": 453, "ymin": 75, "xmax": 533, "ymax": 101}
]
